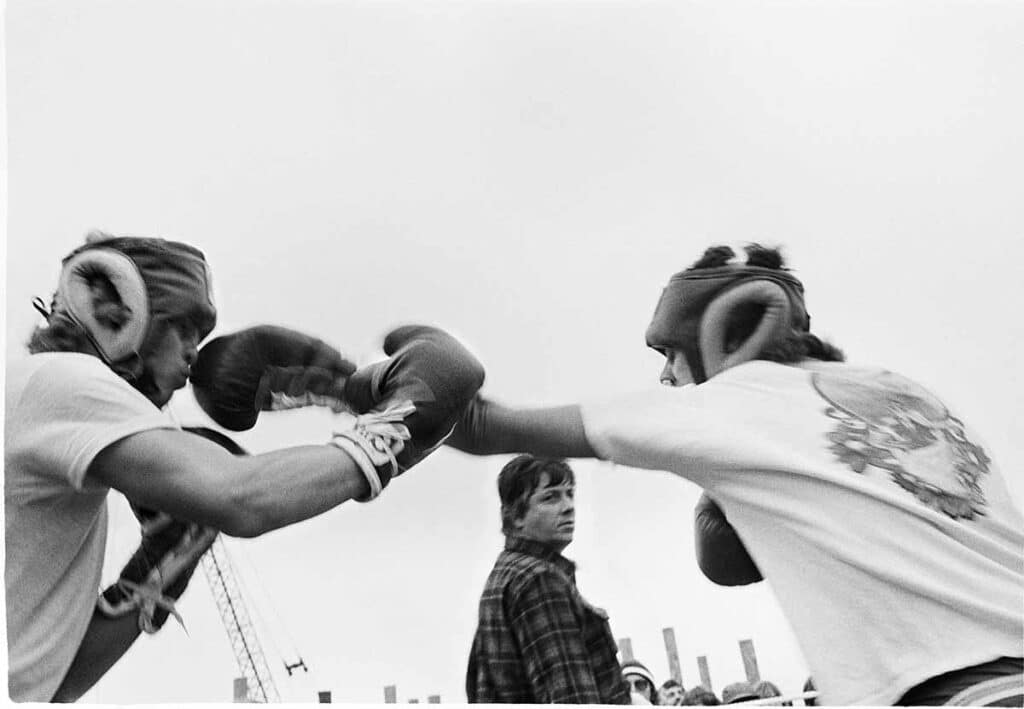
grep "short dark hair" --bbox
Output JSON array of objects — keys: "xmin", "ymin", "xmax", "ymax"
[
  {"xmin": 498, "ymin": 454, "xmax": 574, "ymax": 535},
  {"xmin": 682, "ymin": 686, "xmax": 721, "ymax": 705}
]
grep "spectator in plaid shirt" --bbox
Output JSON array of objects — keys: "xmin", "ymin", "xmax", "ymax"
[{"xmin": 466, "ymin": 455, "xmax": 631, "ymax": 704}]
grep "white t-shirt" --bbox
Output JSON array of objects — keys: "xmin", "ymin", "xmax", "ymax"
[
  {"xmin": 581, "ymin": 360, "xmax": 1024, "ymax": 706},
  {"xmin": 4, "ymin": 353, "xmax": 177, "ymax": 702}
]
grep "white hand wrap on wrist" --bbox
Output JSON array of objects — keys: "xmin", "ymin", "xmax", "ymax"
[{"xmin": 328, "ymin": 401, "xmax": 415, "ymax": 502}]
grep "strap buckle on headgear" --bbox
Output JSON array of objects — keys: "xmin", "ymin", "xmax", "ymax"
[{"xmin": 31, "ymin": 297, "xmax": 51, "ymax": 320}]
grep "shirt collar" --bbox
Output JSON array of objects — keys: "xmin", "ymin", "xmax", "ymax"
[{"xmin": 505, "ymin": 536, "xmax": 576, "ymax": 576}]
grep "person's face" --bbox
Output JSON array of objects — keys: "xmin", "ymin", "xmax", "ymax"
[
  {"xmin": 658, "ymin": 348, "xmax": 695, "ymax": 387},
  {"xmin": 626, "ymin": 675, "xmax": 655, "ymax": 702},
  {"xmin": 141, "ymin": 317, "xmax": 201, "ymax": 408},
  {"xmin": 514, "ymin": 472, "xmax": 575, "ymax": 550},
  {"xmin": 658, "ymin": 685, "xmax": 684, "ymax": 705}
]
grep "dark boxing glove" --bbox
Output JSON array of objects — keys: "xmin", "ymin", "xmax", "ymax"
[
  {"xmin": 96, "ymin": 427, "xmax": 244, "ymax": 632},
  {"xmin": 191, "ymin": 325, "xmax": 357, "ymax": 431},
  {"xmin": 694, "ymin": 492, "xmax": 763, "ymax": 586},
  {"xmin": 341, "ymin": 325, "xmax": 485, "ymax": 475}
]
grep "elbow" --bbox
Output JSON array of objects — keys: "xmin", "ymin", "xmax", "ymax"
[
  {"xmin": 215, "ymin": 508, "xmax": 266, "ymax": 538},
  {"xmin": 221, "ymin": 516, "xmax": 264, "ymax": 539}
]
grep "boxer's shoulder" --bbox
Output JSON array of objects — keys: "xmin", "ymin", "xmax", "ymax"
[{"xmin": 9, "ymin": 352, "xmax": 124, "ymax": 398}]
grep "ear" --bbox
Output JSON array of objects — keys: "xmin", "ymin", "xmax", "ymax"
[
  {"xmin": 699, "ymin": 280, "xmax": 791, "ymax": 379},
  {"xmin": 511, "ymin": 512, "xmax": 526, "ymax": 532},
  {"xmin": 58, "ymin": 248, "xmax": 149, "ymax": 364}
]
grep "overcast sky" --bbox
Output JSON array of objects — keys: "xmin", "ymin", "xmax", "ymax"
[{"xmin": 4, "ymin": 0, "xmax": 1023, "ymax": 705}]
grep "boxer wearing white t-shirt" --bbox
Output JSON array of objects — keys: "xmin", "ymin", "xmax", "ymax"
[
  {"xmin": 5, "ymin": 353, "xmax": 178, "ymax": 701},
  {"xmin": 7, "ymin": 232, "xmax": 481, "ymax": 701},
  {"xmin": 445, "ymin": 244, "xmax": 1024, "ymax": 706}
]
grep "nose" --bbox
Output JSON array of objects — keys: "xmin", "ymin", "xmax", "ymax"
[{"xmin": 660, "ymin": 358, "xmax": 676, "ymax": 387}]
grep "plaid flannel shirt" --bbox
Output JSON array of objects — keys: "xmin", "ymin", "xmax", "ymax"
[{"xmin": 466, "ymin": 537, "xmax": 631, "ymax": 704}]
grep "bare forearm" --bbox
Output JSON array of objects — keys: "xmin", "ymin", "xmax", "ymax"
[
  {"xmin": 226, "ymin": 445, "xmax": 371, "ymax": 535},
  {"xmin": 451, "ymin": 400, "xmax": 597, "ymax": 459},
  {"xmin": 92, "ymin": 435, "xmax": 372, "ymax": 538},
  {"xmin": 51, "ymin": 612, "xmax": 141, "ymax": 702}
]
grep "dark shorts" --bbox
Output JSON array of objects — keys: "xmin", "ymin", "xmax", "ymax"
[{"xmin": 897, "ymin": 657, "xmax": 1023, "ymax": 706}]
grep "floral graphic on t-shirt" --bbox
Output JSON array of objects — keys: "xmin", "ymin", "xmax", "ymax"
[{"xmin": 811, "ymin": 370, "xmax": 990, "ymax": 520}]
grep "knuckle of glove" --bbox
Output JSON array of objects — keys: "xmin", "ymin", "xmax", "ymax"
[
  {"xmin": 388, "ymin": 335, "xmax": 484, "ymax": 400},
  {"xmin": 381, "ymin": 324, "xmax": 449, "ymax": 356},
  {"xmin": 381, "ymin": 325, "xmax": 485, "ymax": 389},
  {"xmin": 387, "ymin": 343, "xmax": 484, "ymax": 436}
]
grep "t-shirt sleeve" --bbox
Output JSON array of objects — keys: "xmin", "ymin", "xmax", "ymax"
[
  {"xmin": 579, "ymin": 385, "xmax": 731, "ymax": 487},
  {"xmin": 7, "ymin": 356, "xmax": 177, "ymax": 491}
]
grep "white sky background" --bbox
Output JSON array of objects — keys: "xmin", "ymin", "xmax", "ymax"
[{"xmin": 4, "ymin": 0, "xmax": 1023, "ymax": 704}]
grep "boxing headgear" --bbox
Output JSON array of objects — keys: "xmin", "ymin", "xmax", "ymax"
[
  {"xmin": 645, "ymin": 259, "xmax": 810, "ymax": 383},
  {"xmin": 50, "ymin": 232, "xmax": 217, "ymax": 375}
]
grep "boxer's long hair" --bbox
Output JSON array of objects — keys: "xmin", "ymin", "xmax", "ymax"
[
  {"xmin": 26, "ymin": 296, "xmax": 174, "ymax": 402},
  {"xmin": 27, "ymin": 308, "xmax": 98, "ymax": 355},
  {"xmin": 694, "ymin": 244, "xmax": 845, "ymax": 364}
]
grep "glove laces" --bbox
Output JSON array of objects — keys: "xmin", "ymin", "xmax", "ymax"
[
  {"xmin": 114, "ymin": 577, "xmax": 187, "ymax": 634},
  {"xmin": 330, "ymin": 400, "xmax": 415, "ymax": 501}
]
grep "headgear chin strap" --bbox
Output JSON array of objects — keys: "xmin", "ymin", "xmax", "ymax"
[
  {"xmin": 645, "ymin": 264, "xmax": 810, "ymax": 383},
  {"xmin": 54, "ymin": 247, "xmax": 151, "ymax": 374}
]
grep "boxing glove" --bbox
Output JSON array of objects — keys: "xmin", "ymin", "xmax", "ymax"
[
  {"xmin": 191, "ymin": 325, "xmax": 357, "ymax": 431},
  {"xmin": 96, "ymin": 427, "xmax": 242, "ymax": 632},
  {"xmin": 694, "ymin": 492, "xmax": 763, "ymax": 586},
  {"xmin": 342, "ymin": 325, "xmax": 485, "ymax": 474}
]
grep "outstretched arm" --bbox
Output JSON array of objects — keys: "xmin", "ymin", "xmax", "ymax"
[
  {"xmin": 87, "ymin": 430, "xmax": 373, "ymax": 537},
  {"xmin": 445, "ymin": 396, "xmax": 597, "ymax": 459}
]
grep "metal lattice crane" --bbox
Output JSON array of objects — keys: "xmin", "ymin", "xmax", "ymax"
[{"xmin": 202, "ymin": 536, "xmax": 281, "ymax": 703}]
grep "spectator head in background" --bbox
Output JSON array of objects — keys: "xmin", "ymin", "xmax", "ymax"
[
  {"xmin": 498, "ymin": 455, "xmax": 576, "ymax": 552},
  {"xmin": 681, "ymin": 685, "xmax": 721, "ymax": 705},
  {"xmin": 802, "ymin": 677, "xmax": 818, "ymax": 706},
  {"xmin": 658, "ymin": 678, "xmax": 686, "ymax": 705},
  {"xmin": 755, "ymin": 680, "xmax": 790, "ymax": 706},
  {"xmin": 721, "ymin": 680, "xmax": 760, "ymax": 704},
  {"xmin": 622, "ymin": 660, "xmax": 658, "ymax": 704}
]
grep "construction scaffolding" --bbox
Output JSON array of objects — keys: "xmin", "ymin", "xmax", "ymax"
[{"xmin": 202, "ymin": 537, "xmax": 281, "ymax": 703}]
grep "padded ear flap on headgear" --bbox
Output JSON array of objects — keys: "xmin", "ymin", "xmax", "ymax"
[
  {"xmin": 699, "ymin": 279, "xmax": 791, "ymax": 379},
  {"xmin": 57, "ymin": 247, "xmax": 150, "ymax": 365}
]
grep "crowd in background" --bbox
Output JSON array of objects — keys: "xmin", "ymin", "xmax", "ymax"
[{"xmin": 621, "ymin": 659, "xmax": 816, "ymax": 706}]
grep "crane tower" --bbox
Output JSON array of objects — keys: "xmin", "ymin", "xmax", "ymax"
[{"xmin": 202, "ymin": 537, "xmax": 281, "ymax": 702}]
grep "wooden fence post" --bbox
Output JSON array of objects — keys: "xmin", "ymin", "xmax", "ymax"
[{"xmin": 662, "ymin": 627, "xmax": 683, "ymax": 684}]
